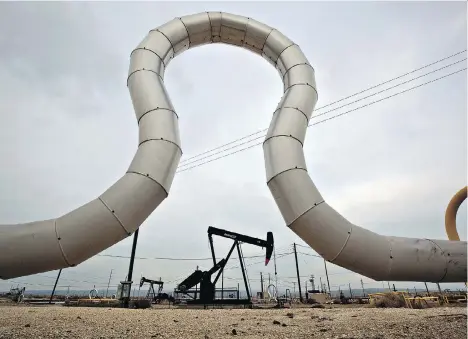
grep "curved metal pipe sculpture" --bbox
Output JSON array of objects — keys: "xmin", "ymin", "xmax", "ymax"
[
  {"xmin": 445, "ymin": 186, "xmax": 467, "ymax": 241},
  {"xmin": 0, "ymin": 12, "xmax": 466, "ymax": 282}
]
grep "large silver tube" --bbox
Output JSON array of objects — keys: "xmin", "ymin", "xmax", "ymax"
[{"xmin": 0, "ymin": 12, "xmax": 466, "ymax": 282}]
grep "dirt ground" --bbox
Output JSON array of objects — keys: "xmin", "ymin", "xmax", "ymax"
[{"xmin": 0, "ymin": 304, "xmax": 466, "ymax": 339}]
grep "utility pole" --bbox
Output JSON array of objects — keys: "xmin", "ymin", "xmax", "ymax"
[
  {"xmin": 348, "ymin": 283, "xmax": 353, "ymax": 298},
  {"xmin": 260, "ymin": 272, "xmax": 264, "ymax": 296},
  {"xmin": 293, "ymin": 243, "xmax": 303, "ymax": 302},
  {"xmin": 49, "ymin": 269, "xmax": 62, "ymax": 304},
  {"xmin": 319, "ymin": 277, "xmax": 323, "ymax": 293},
  {"xmin": 323, "ymin": 259, "xmax": 331, "ymax": 297},
  {"xmin": 105, "ymin": 269, "xmax": 114, "ymax": 298},
  {"xmin": 360, "ymin": 279, "xmax": 365, "ymax": 297}
]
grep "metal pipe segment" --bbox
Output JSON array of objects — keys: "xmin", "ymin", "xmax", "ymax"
[
  {"xmin": 445, "ymin": 186, "xmax": 467, "ymax": 241},
  {"xmin": 0, "ymin": 12, "xmax": 466, "ymax": 282}
]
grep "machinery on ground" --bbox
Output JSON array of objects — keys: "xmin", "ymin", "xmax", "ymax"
[
  {"xmin": 139, "ymin": 276, "xmax": 174, "ymax": 304},
  {"xmin": 175, "ymin": 226, "xmax": 274, "ymax": 307},
  {"xmin": 5, "ymin": 286, "xmax": 25, "ymax": 303}
]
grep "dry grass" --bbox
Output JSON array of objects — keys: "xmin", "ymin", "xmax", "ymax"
[{"xmin": 372, "ymin": 293, "xmax": 407, "ymax": 308}]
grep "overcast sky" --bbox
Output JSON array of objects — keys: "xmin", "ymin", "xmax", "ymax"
[{"xmin": 0, "ymin": 1, "xmax": 466, "ymax": 295}]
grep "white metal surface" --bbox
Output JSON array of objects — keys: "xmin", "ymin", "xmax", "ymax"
[{"xmin": 0, "ymin": 12, "xmax": 466, "ymax": 282}]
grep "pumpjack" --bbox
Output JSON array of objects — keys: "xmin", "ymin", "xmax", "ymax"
[
  {"xmin": 139, "ymin": 276, "xmax": 173, "ymax": 304},
  {"xmin": 176, "ymin": 226, "xmax": 274, "ymax": 306}
]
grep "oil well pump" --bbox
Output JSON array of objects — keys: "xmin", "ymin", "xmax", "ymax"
[
  {"xmin": 139, "ymin": 276, "xmax": 174, "ymax": 304},
  {"xmin": 175, "ymin": 226, "xmax": 274, "ymax": 306}
]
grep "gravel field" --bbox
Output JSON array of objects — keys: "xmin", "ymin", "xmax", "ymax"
[{"xmin": 0, "ymin": 305, "xmax": 466, "ymax": 339}]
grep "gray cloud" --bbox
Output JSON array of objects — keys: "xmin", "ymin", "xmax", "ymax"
[{"xmin": 0, "ymin": 1, "xmax": 466, "ymax": 294}]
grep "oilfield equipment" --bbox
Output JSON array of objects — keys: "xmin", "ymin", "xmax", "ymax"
[
  {"xmin": 3, "ymin": 286, "xmax": 25, "ymax": 303},
  {"xmin": 139, "ymin": 276, "xmax": 174, "ymax": 304},
  {"xmin": 175, "ymin": 226, "xmax": 274, "ymax": 307},
  {"xmin": 0, "ymin": 12, "xmax": 466, "ymax": 289}
]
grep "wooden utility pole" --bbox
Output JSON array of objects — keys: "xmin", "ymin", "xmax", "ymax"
[{"xmin": 293, "ymin": 243, "xmax": 303, "ymax": 302}]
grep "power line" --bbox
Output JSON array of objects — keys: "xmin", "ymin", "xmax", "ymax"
[
  {"xmin": 176, "ymin": 67, "xmax": 466, "ymax": 174},
  {"xmin": 224, "ymin": 252, "xmax": 293, "ymax": 271},
  {"xmin": 296, "ymin": 251, "xmax": 322, "ymax": 258},
  {"xmin": 96, "ymin": 250, "xmax": 290, "ymax": 261},
  {"xmin": 177, "ymin": 50, "xmax": 466, "ymax": 168},
  {"xmin": 295, "ymin": 243, "xmax": 316, "ymax": 250},
  {"xmin": 310, "ymin": 58, "xmax": 466, "ymax": 122},
  {"xmin": 177, "ymin": 59, "xmax": 465, "ymax": 170}
]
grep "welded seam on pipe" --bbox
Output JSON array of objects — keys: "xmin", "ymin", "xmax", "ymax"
[
  {"xmin": 206, "ymin": 12, "xmax": 213, "ymax": 37},
  {"xmin": 286, "ymin": 199, "xmax": 326, "ymax": 228},
  {"xmin": 138, "ymin": 138, "xmax": 183, "ymax": 153},
  {"xmin": 282, "ymin": 62, "xmax": 311, "ymax": 73},
  {"xmin": 328, "ymin": 224, "xmax": 354, "ymax": 263},
  {"xmin": 238, "ymin": 17, "xmax": 249, "ymax": 44},
  {"xmin": 98, "ymin": 197, "xmax": 131, "ymax": 235},
  {"xmin": 282, "ymin": 60, "xmax": 315, "ymax": 76},
  {"xmin": 264, "ymin": 134, "xmax": 304, "ymax": 147},
  {"xmin": 272, "ymin": 106, "xmax": 309, "ymax": 122},
  {"xmin": 285, "ymin": 83, "xmax": 318, "ymax": 95},
  {"xmin": 267, "ymin": 167, "xmax": 308, "ymax": 186},
  {"xmin": 127, "ymin": 69, "xmax": 163, "ymax": 85},
  {"xmin": 154, "ymin": 29, "xmax": 175, "ymax": 53},
  {"xmin": 283, "ymin": 63, "xmax": 315, "ymax": 80},
  {"xmin": 178, "ymin": 18, "xmax": 191, "ymax": 46},
  {"xmin": 425, "ymin": 238, "xmax": 449, "ymax": 282},
  {"xmin": 130, "ymin": 47, "xmax": 166, "ymax": 66},
  {"xmin": 126, "ymin": 171, "xmax": 169, "ymax": 196},
  {"xmin": 137, "ymin": 108, "xmax": 179, "ymax": 124},
  {"xmin": 54, "ymin": 219, "xmax": 72, "ymax": 267}
]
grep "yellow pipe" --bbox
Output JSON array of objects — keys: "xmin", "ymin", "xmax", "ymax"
[{"xmin": 444, "ymin": 186, "xmax": 467, "ymax": 241}]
